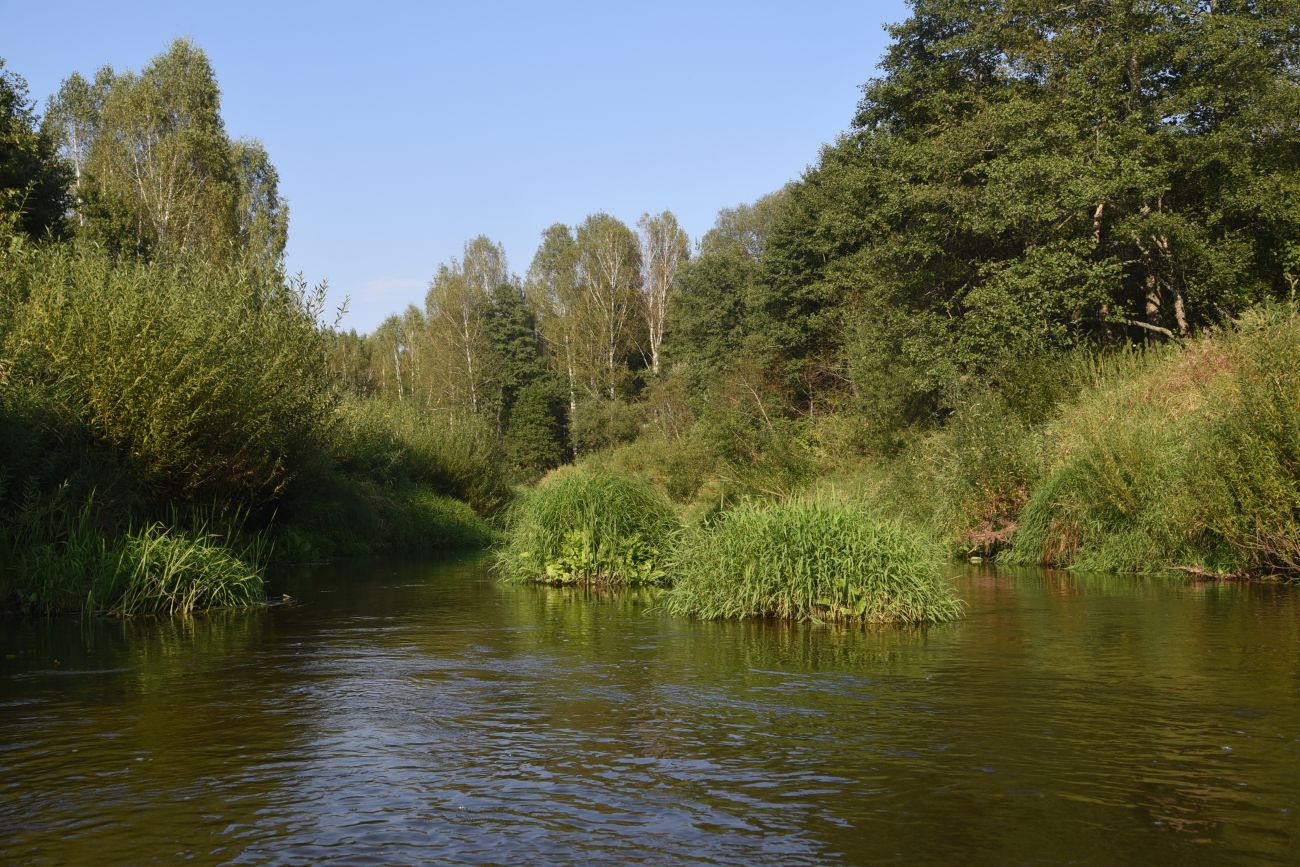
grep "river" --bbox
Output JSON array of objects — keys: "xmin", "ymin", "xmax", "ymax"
[{"xmin": 2, "ymin": 558, "xmax": 1297, "ymax": 864}]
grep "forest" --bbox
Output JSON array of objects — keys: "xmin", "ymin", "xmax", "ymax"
[{"xmin": 2, "ymin": 0, "xmax": 1298, "ymax": 618}]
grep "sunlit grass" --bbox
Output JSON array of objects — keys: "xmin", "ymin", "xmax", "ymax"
[
  {"xmin": 664, "ymin": 497, "xmax": 963, "ymax": 624},
  {"xmin": 496, "ymin": 468, "xmax": 681, "ymax": 585}
]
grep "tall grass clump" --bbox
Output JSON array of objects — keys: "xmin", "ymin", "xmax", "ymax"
[
  {"xmin": 1008, "ymin": 305, "xmax": 1300, "ymax": 576},
  {"xmin": 496, "ymin": 468, "xmax": 681, "ymax": 585},
  {"xmin": 106, "ymin": 523, "xmax": 265, "ymax": 616},
  {"xmin": 663, "ymin": 498, "xmax": 963, "ymax": 624},
  {"xmin": 4, "ymin": 502, "xmax": 266, "ymax": 615}
]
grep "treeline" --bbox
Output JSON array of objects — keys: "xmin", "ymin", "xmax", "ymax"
[
  {"xmin": 0, "ymin": 41, "xmax": 500, "ymax": 614},
  {"xmin": 348, "ymin": 1, "xmax": 1300, "ymax": 493},
  {"xmin": 328, "ymin": 211, "xmax": 689, "ymax": 480}
]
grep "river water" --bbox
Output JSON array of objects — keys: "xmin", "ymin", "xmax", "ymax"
[{"xmin": 1, "ymin": 558, "xmax": 1297, "ymax": 865}]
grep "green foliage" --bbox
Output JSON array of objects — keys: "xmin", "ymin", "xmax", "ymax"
[
  {"xmin": 40, "ymin": 40, "xmax": 288, "ymax": 263},
  {"xmin": 496, "ymin": 468, "xmax": 680, "ymax": 585},
  {"xmin": 504, "ymin": 378, "xmax": 568, "ymax": 483},
  {"xmin": 746, "ymin": 0, "xmax": 1300, "ymax": 432},
  {"xmin": 0, "ymin": 59, "xmax": 70, "ymax": 239},
  {"xmin": 4, "ymin": 243, "xmax": 336, "ymax": 509},
  {"xmin": 1007, "ymin": 306, "xmax": 1300, "ymax": 576},
  {"xmin": 328, "ymin": 396, "xmax": 509, "ymax": 516},
  {"xmin": 570, "ymin": 397, "xmax": 644, "ymax": 455},
  {"xmin": 860, "ymin": 351, "xmax": 1090, "ymax": 553},
  {"xmin": 580, "ymin": 434, "xmax": 717, "ymax": 507},
  {"xmin": 485, "ymin": 282, "xmax": 549, "ymax": 419},
  {"xmin": 664, "ymin": 498, "xmax": 963, "ymax": 624},
  {"xmin": 692, "ymin": 365, "xmax": 817, "ymax": 500}
]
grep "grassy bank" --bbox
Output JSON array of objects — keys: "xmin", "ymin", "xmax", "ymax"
[{"xmin": 540, "ymin": 306, "xmax": 1300, "ymax": 584}]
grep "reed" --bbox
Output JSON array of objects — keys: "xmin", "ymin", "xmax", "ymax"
[{"xmin": 664, "ymin": 498, "xmax": 963, "ymax": 624}]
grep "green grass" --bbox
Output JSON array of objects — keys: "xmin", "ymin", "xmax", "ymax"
[
  {"xmin": 329, "ymin": 396, "xmax": 510, "ymax": 516},
  {"xmin": 106, "ymin": 523, "xmax": 265, "ymax": 616},
  {"xmin": 4, "ymin": 502, "xmax": 267, "ymax": 616},
  {"xmin": 496, "ymin": 467, "xmax": 681, "ymax": 585},
  {"xmin": 663, "ymin": 498, "xmax": 964, "ymax": 623}
]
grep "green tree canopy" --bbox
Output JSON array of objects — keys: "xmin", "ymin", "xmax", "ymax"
[{"xmin": 0, "ymin": 59, "xmax": 70, "ymax": 239}]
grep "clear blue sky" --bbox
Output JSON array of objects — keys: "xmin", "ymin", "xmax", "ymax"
[{"xmin": 5, "ymin": 0, "xmax": 909, "ymax": 333}]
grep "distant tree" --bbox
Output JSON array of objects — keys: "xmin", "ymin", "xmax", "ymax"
[
  {"xmin": 0, "ymin": 59, "xmax": 70, "ymax": 238},
  {"xmin": 232, "ymin": 138, "xmax": 288, "ymax": 267},
  {"xmin": 78, "ymin": 39, "xmax": 239, "ymax": 256},
  {"xmin": 663, "ymin": 190, "xmax": 790, "ymax": 394},
  {"xmin": 526, "ymin": 223, "xmax": 583, "ymax": 416},
  {"xmin": 504, "ymin": 379, "xmax": 568, "ymax": 482},
  {"xmin": 574, "ymin": 212, "xmax": 642, "ymax": 399},
  {"xmin": 756, "ymin": 0, "xmax": 1300, "ymax": 429},
  {"xmin": 42, "ymin": 69, "xmax": 108, "ymax": 229},
  {"xmin": 636, "ymin": 210, "xmax": 688, "ymax": 377},
  {"xmin": 46, "ymin": 39, "xmax": 289, "ymax": 262},
  {"xmin": 484, "ymin": 281, "xmax": 547, "ymax": 432},
  {"xmin": 423, "ymin": 237, "xmax": 509, "ymax": 416},
  {"xmin": 327, "ymin": 329, "xmax": 377, "ymax": 397}
]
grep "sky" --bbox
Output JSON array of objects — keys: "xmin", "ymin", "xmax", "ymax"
[{"xmin": 4, "ymin": 0, "xmax": 909, "ymax": 333}]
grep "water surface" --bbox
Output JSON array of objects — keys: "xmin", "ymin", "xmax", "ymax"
[{"xmin": 2, "ymin": 559, "xmax": 1297, "ymax": 864}]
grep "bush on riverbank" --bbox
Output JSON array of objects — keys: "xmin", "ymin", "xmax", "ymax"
[
  {"xmin": 663, "ymin": 498, "xmax": 962, "ymax": 623},
  {"xmin": 3, "ymin": 243, "xmax": 336, "ymax": 509},
  {"xmin": 0, "ymin": 241, "xmax": 507, "ymax": 614},
  {"xmin": 496, "ymin": 468, "xmax": 680, "ymax": 585}
]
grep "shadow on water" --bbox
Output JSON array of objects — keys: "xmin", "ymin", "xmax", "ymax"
[{"xmin": 1, "ymin": 556, "xmax": 1297, "ymax": 864}]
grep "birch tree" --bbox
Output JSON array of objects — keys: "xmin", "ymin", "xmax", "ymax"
[
  {"xmin": 636, "ymin": 210, "xmax": 688, "ymax": 376},
  {"xmin": 84, "ymin": 39, "xmax": 238, "ymax": 256},
  {"xmin": 424, "ymin": 237, "xmax": 507, "ymax": 415},
  {"xmin": 575, "ymin": 212, "xmax": 641, "ymax": 399},
  {"xmin": 526, "ymin": 224, "xmax": 582, "ymax": 416}
]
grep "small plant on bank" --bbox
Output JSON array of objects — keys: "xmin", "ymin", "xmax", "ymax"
[
  {"xmin": 664, "ymin": 498, "xmax": 964, "ymax": 624},
  {"xmin": 496, "ymin": 468, "xmax": 680, "ymax": 585}
]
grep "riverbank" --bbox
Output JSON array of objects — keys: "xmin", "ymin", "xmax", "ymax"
[
  {"xmin": 0, "ymin": 241, "xmax": 503, "ymax": 615},
  {"xmin": 576, "ymin": 305, "xmax": 1300, "ymax": 582}
]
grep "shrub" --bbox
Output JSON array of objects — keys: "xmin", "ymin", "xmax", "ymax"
[
  {"xmin": 4, "ymin": 244, "xmax": 336, "ymax": 509},
  {"xmin": 664, "ymin": 498, "xmax": 963, "ymax": 624},
  {"xmin": 329, "ymin": 396, "xmax": 509, "ymax": 515},
  {"xmin": 570, "ymin": 398, "xmax": 644, "ymax": 455},
  {"xmin": 579, "ymin": 434, "xmax": 717, "ymax": 505},
  {"xmin": 496, "ymin": 468, "xmax": 680, "ymax": 585}
]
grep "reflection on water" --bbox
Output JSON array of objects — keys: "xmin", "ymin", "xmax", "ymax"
[{"xmin": 1, "ymin": 558, "xmax": 1297, "ymax": 864}]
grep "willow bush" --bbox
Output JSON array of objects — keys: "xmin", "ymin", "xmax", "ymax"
[
  {"xmin": 496, "ymin": 468, "xmax": 681, "ymax": 585},
  {"xmin": 4, "ymin": 244, "xmax": 336, "ymax": 508},
  {"xmin": 664, "ymin": 498, "xmax": 963, "ymax": 624}
]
